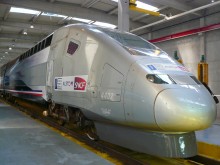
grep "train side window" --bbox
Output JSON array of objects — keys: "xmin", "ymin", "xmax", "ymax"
[
  {"xmin": 45, "ymin": 35, "xmax": 53, "ymax": 47},
  {"xmin": 34, "ymin": 45, "xmax": 38, "ymax": 54},
  {"xmin": 41, "ymin": 39, "xmax": 46, "ymax": 49},
  {"xmin": 67, "ymin": 41, "xmax": 79, "ymax": 55},
  {"xmin": 26, "ymin": 51, "xmax": 30, "ymax": 58},
  {"xmin": 30, "ymin": 47, "xmax": 34, "ymax": 56},
  {"xmin": 38, "ymin": 42, "xmax": 41, "ymax": 51}
]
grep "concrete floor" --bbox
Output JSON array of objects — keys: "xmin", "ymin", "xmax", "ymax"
[
  {"xmin": 196, "ymin": 124, "xmax": 220, "ymax": 146},
  {"xmin": 196, "ymin": 122, "xmax": 220, "ymax": 160},
  {"xmin": 0, "ymin": 103, "xmax": 113, "ymax": 165}
]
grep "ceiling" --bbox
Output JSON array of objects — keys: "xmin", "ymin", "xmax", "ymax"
[{"xmin": 0, "ymin": 0, "xmax": 219, "ymax": 66}]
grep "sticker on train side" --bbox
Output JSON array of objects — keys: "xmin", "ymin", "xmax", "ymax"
[
  {"xmin": 146, "ymin": 64, "xmax": 189, "ymax": 72},
  {"xmin": 54, "ymin": 75, "xmax": 88, "ymax": 92}
]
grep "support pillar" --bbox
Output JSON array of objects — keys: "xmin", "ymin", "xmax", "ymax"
[
  {"xmin": 199, "ymin": 17, "xmax": 206, "ymax": 59},
  {"xmin": 118, "ymin": 0, "xmax": 129, "ymax": 32}
]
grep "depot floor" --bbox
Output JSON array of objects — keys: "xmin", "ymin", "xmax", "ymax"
[
  {"xmin": 0, "ymin": 102, "xmax": 113, "ymax": 165},
  {"xmin": 0, "ymin": 101, "xmax": 220, "ymax": 164}
]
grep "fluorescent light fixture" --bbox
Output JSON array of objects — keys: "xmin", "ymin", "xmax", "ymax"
[
  {"xmin": 111, "ymin": 0, "xmax": 158, "ymax": 11},
  {"xmin": 92, "ymin": 21, "xmax": 117, "ymax": 29},
  {"xmin": 72, "ymin": 17, "xmax": 92, "ymax": 23},
  {"xmin": 42, "ymin": 12, "xmax": 66, "ymax": 18},
  {"xmin": 136, "ymin": 1, "xmax": 158, "ymax": 11},
  {"xmin": 10, "ymin": 7, "xmax": 40, "ymax": 15}
]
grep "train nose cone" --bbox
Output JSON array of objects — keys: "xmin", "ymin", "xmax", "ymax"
[{"xmin": 154, "ymin": 87, "xmax": 216, "ymax": 132}]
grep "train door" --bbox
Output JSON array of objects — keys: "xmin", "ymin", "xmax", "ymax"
[
  {"xmin": 99, "ymin": 64, "xmax": 125, "ymax": 121},
  {"xmin": 46, "ymin": 54, "xmax": 54, "ymax": 95},
  {"xmin": 47, "ymin": 38, "xmax": 67, "ymax": 103}
]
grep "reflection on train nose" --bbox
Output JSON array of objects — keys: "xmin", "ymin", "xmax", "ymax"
[{"xmin": 154, "ymin": 87, "xmax": 216, "ymax": 132}]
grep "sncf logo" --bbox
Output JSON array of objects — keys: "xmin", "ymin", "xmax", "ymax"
[{"xmin": 74, "ymin": 77, "xmax": 87, "ymax": 90}]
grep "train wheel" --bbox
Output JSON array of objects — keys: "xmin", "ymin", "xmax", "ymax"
[
  {"xmin": 48, "ymin": 100, "xmax": 56, "ymax": 115},
  {"xmin": 57, "ymin": 106, "xmax": 67, "ymax": 126},
  {"xmin": 57, "ymin": 118, "xmax": 65, "ymax": 126},
  {"xmin": 85, "ymin": 122, "xmax": 99, "ymax": 141},
  {"xmin": 75, "ymin": 111, "xmax": 85, "ymax": 129}
]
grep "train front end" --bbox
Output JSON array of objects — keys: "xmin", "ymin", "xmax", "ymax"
[
  {"xmin": 145, "ymin": 58, "xmax": 216, "ymax": 130},
  {"xmin": 123, "ymin": 47, "xmax": 217, "ymax": 157},
  {"xmin": 96, "ymin": 27, "xmax": 217, "ymax": 157}
]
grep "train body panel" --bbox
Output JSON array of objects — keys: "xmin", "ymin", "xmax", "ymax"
[
  {"xmin": 0, "ymin": 24, "xmax": 217, "ymax": 158},
  {"xmin": 2, "ymin": 47, "xmax": 50, "ymax": 102}
]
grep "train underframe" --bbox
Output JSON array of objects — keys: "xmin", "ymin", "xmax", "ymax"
[{"xmin": 1, "ymin": 92, "xmax": 99, "ymax": 141}]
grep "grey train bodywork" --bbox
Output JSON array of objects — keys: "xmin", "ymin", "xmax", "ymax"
[{"xmin": 0, "ymin": 24, "xmax": 217, "ymax": 158}]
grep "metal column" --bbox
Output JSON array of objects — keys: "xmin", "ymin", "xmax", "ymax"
[{"xmin": 118, "ymin": 0, "xmax": 129, "ymax": 32}]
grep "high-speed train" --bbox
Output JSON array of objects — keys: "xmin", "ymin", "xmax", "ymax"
[{"xmin": 0, "ymin": 24, "xmax": 217, "ymax": 158}]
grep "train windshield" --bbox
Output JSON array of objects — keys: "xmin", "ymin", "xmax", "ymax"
[{"xmin": 99, "ymin": 29, "xmax": 165, "ymax": 56}]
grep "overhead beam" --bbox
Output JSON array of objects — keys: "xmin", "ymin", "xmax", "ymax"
[
  {"xmin": 148, "ymin": 0, "xmax": 201, "ymax": 16},
  {"xmin": 0, "ymin": 48, "xmax": 27, "ymax": 54},
  {"xmin": 3, "ymin": 6, "xmax": 10, "ymax": 20},
  {"xmin": 0, "ymin": 21, "xmax": 59, "ymax": 33},
  {"xmin": 86, "ymin": 0, "xmax": 100, "ymax": 8},
  {"xmin": 58, "ymin": 16, "xmax": 71, "ymax": 25},
  {"xmin": 47, "ymin": 0, "xmax": 55, "ymax": 2},
  {"xmin": 0, "ymin": 0, "xmax": 144, "ymax": 29},
  {"xmin": 132, "ymin": 6, "xmax": 168, "ymax": 21},
  {"xmin": 81, "ymin": 0, "xmax": 91, "ymax": 7},
  {"xmin": 0, "ymin": 33, "xmax": 43, "ymax": 42},
  {"xmin": 30, "ymin": 11, "xmax": 43, "ymax": 23},
  {"xmin": 108, "ymin": 7, "xmax": 118, "ymax": 15},
  {"xmin": 0, "ymin": 54, "xmax": 19, "ymax": 59},
  {"xmin": 0, "ymin": 42, "xmax": 34, "ymax": 48}
]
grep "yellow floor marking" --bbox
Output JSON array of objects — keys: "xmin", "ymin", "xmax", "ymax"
[{"xmin": 198, "ymin": 141, "xmax": 220, "ymax": 161}]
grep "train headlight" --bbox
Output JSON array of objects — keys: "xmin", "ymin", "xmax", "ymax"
[
  {"xmin": 146, "ymin": 74, "xmax": 176, "ymax": 84},
  {"xmin": 147, "ymin": 74, "xmax": 155, "ymax": 83}
]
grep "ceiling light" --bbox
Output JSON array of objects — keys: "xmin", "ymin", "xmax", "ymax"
[
  {"xmin": 5, "ymin": 52, "xmax": 8, "ymax": 54},
  {"xmin": 111, "ymin": 0, "xmax": 158, "ymax": 11},
  {"xmin": 72, "ymin": 17, "xmax": 92, "ymax": 23},
  {"xmin": 42, "ymin": 12, "xmax": 67, "ymax": 18},
  {"xmin": 30, "ymin": 24, "xmax": 34, "ymax": 28},
  {"xmin": 92, "ymin": 21, "xmax": 117, "ymax": 29},
  {"xmin": 10, "ymin": 7, "xmax": 40, "ymax": 15},
  {"xmin": 211, "ymin": 0, "xmax": 215, "ymax": 2},
  {"xmin": 136, "ymin": 1, "xmax": 159, "ymax": 11},
  {"xmin": 9, "ymin": 47, "xmax": 12, "ymax": 50}
]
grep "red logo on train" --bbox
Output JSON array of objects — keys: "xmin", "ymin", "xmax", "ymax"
[{"xmin": 74, "ymin": 77, "xmax": 86, "ymax": 90}]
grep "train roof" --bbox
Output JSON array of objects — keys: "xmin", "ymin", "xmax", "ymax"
[{"xmin": 64, "ymin": 23, "xmax": 134, "ymax": 35}]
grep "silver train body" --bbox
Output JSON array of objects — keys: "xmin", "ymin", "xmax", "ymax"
[{"xmin": 0, "ymin": 24, "xmax": 217, "ymax": 158}]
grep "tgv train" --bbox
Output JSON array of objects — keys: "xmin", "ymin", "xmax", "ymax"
[{"xmin": 0, "ymin": 24, "xmax": 217, "ymax": 158}]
